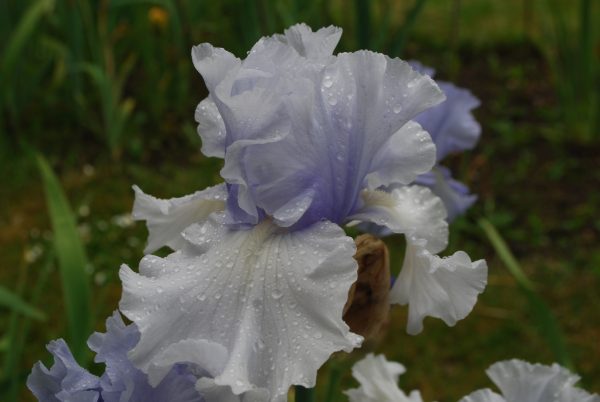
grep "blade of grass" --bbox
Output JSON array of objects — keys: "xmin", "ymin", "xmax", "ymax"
[
  {"xmin": 1, "ymin": 249, "xmax": 55, "ymax": 402},
  {"xmin": 354, "ymin": 0, "xmax": 371, "ymax": 49},
  {"xmin": 0, "ymin": 285, "xmax": 46, "ymax": 321},
  {"xmin": 296, "ymin": 386, "xmax": 316, "ymax": 402},
  {"xmin": 389, "ymin": 0, "xmax": 428, "ymax": 57},
  {"xmin": 0, "ymin": 0, "xmax": 54, "ymax": 110},
  {"xmin": 34, "ymin": 152, "xmax": 91, "ymax": 362},
  {"xmin": 479, "ymin": 218, "xmax": 572, "ymax": 368}
]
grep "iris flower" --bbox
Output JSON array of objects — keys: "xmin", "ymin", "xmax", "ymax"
[
  {"xmin": 346, "ymin": 355, "xmax": 599, "ymax": 402},
  {"xmin": 27, "ymin": 312, "xmax": 266, "ymax": 401},
  {"xmin": 120, "ymin": 24, "xmax": 487, "ymax": 400},
  {"xmin": 460, "ymin": 359, "xmax": 600, "ymax": 402},
  {"xmin": 345, "ymin": 354, "xmax": 423, "ymax": 402}
]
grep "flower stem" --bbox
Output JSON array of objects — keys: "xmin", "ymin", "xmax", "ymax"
[{"xmin": 295, "ymin": 386, "xmax": 316, "ymax": 402}]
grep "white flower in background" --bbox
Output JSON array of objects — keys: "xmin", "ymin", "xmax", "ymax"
[
  {"xmin": 345, "ymin": 354, "xmax": 424, "ymax": 402},
  {"xmin": 119, "ymin": 23, "xmax": 486, "ymax": 400},
  {"xmin": 459, "ymin": 359, "xmax": 600, "ymax": 402}
]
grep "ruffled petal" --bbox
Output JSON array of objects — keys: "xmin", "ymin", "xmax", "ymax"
[
  {"xmin": 27, "ymin": 340, "xmax": 101, "ymax": 402},
  {"xmin": 119, "ymin": 214, "xmax": 362, "ymax": 400},
  {"xmin": 414, "ymin": 166, "xmax": 477, "ymax": 221},
  {"xmin": 132, "ymin": 184, "xmax": 227, "ymax": 253},
  {"xmin": 365, "ymin": 121, "xmax": 436, "ymax": 189},
  {"xmin": 345, "ymin": 354, "xmax": 423, "ymax": 402},
  {"xmin": 191, "ymin": 44, "xmax": 240, "ymax": 92},
  {"xmin": 458, "ymin": 389, "xmax": 506, "ymax": 402},
  {"xmin": 195, "ymin": 98, "xmax": 226, "ymax": 158},
  {"xmin": 196, "ymin": 378, "xmax": 271, "ymax": 402},
  {"xmin": 275, "ymin": 23, "xmax": 342, "ymax": 59},
  {"xmin": 414, "ymin": 81, "xmax": 481, "ymax": 161},
  {"xmin": 487, "ymin": 360, "xmax": 599, "ymax": 402},
  {"xmin": 204, "ymin": 47, "xmax": 444, "ymax": 228},
  {"xmin": 390, "ymin": 237, "xmax": 487, "ymax": 335},
  {"xmin": 347, "ymin": 186, "xmax": 448, "ymax": 254}
]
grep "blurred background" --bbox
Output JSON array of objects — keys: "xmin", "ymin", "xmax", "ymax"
[{"xmin": 0, "ymin": 0, "xmax": 598, "ymax": 401}]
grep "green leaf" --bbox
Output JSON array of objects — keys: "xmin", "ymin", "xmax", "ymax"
[
  {"xmin": 34, "ymin": 152, "xmax": 91, "ymax": 362},
  {"xmin": 479, "ymin": 218, "xmax": 572, "ymax": 368},
  {"xmin": 0, "ymin": 285, "xmax": 45, "ymax": 321}
]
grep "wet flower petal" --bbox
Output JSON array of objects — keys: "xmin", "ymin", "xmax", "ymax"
[
  {"xmin": 460, "ymin": 360, "xmax": 600, "ymax": 402},
  {"xmin": 275, "ymin": 23, "xmax": 342, "ymax": 59},
  {"xmin": 348, "ymin": 186, "xmax": 448, "ymax": 254},
  {"xmin": 195, "ymin": 98, "xmax": 226, "ymax": 158},
  {"xmin": 196, "ymin": 378, "xmax": 272, "ymax": 402},
  {"xmin": 486, "ymin": 360, "xmax": 599, "ymax": 402},
  {"xmin": 344, "ymin": 354, "xmax": 423, "ymax": 402},
  {"xmin": 416, "ymin": 81, "xmax": 481, "ymax": 161},
  {"xmin": 119, "ymin": 214, "xmax": 362, "ymax": 399},
  {"xmin": 390, "ymin": 237, "xmax": 487, "ymax": 335},
  {"xmin": 27, "ymin": 340, "xmax": 101, "ymax": 402},
  {"xmin": 192, "ymin": 28, "xmax": 444, "ymax": 228},
  {"xmin": 132, "ymin": 184, "xmax": 227, "ymax": 253},
  {"xmin": 459, "ymin": 389, "xmax": 505, "ymax": 402}
]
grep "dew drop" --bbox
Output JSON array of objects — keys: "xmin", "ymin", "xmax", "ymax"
[
  {"xmin": 271, "ymin": 290, "xmax": 283, "ymax": 300},
  {"xmin": 327, "ymin": 97, "xmax": 338, "ymax": 106},
  {"xmin": 393, "ymin": 104, "xmax": 402, "ymax": 114}
]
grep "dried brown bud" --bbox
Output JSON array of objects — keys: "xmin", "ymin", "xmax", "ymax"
[{"xmin": 343, "ymin": 234, "xmax": 390, "ymax": 342}]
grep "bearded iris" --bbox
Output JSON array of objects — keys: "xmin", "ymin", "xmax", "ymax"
[
  {"xmin": 460, "ymin": 360, "xmax": 600, "ymax": 402},
  {"xmin": 119, "ymin": 24, "xmax": 487, "ymax": 400}
]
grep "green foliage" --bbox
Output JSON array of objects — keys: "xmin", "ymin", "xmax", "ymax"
[
  {"xmin": 545, "ymin": 0, "xmax": 599, "ymax": 143},
  {"xmin": 479, "ymin": 218, "xmax": 572, "ymax": 368},
  {"xmin": 0, "ymin": 286, "xmax": 45, "ymax": 321},
  {"xmin": 34, "ymin": 152, "xmax": 91, "ymax": 363}
]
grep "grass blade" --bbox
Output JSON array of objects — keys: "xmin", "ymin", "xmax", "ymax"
[
  {"xmin": 0, "ymin": 285, "xmax": 45, "ymax": 321},
  {"xmin": 479, "ymin": 218, "xmax": 572, "ymax": 367},
  {"xmin": 34, "ymin": 152, "xmax": 91, "ymax": 362},
  {"xmin": 354, "ymin": 0, "xmax": 371, "ymax": 49},
  {"xmin": 389, "ymin": 0, "xmax": 428, "ymax": 57}
]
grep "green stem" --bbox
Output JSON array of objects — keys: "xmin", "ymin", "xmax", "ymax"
[{"xmin": 295, "ymin": 386, "xmax": 316, "ymax": 402}]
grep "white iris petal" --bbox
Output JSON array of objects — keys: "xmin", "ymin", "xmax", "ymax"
[
  {"xmin": 345, "ymin": 354, "xmax": 423, "ymax": 402},
  {"xmin": 195, "ymin": 378, "xmax": 272, "ymax": 402},
  {"xmin": 132, "ymin": 184, "xmax": 227, "ymax": 254},
  {"xmin": 120, "ymin": 213, "xmax": 362, "ymax": 400},
  {"xmin": 459, "ymin": 389, "xmax": 506, "ymax": 402},
  {"xmin": 348, "ymin": 185, "xmax": 449, "ymax": 254},
  {"xmin": 459, "ymin": 360, "xmax": 600, "ymax": 402},
  {"xmin": 390, "ymin": 237, "xmax": 487, "ymax": 335}
]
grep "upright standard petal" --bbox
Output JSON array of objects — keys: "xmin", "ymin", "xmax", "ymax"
[
  {"xmin": 222, "ymin": 51, "xmax": 444, "ymax": 229},
  {"xmin": 344, "ymin": 354, "xmax": 423, "ymax": 402},
  {"xmin": 132, "ymin": 183, "xmax": 227, "ymax": 253},
  {"xmin": 348, "ymin": 186, "xmax": 448, "ymax": 254},
  {"xmin": 486, "ymin": 360, "xmax": 600, "ymax": 402},
  {"xmin": 275, "ymin": 23, "xmax": 342, "ymax": 59},
  {"xmin": 195, "ymin": 98, "xmax": 227, "ymax": 158},
  {"xmin": 119, "ymin": 213, "xmax": 362, "ymax": 400},
  {"xmin": 390, "ymin": 237, "xmax": 487, "ymax": 335}
]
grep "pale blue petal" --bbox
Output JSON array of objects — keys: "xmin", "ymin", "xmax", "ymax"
[
  {"xmin": 27, "ymin": 340, "xmax": 101, "ymax": 402},
  {"xmin": 218, "ymin": 51, "xmax": 443, "ymax": 228},
  {"xmin": 414, "ymin": 81, "xmax": 481, "ymax": 161},
  {"xmin": 414, "ymin": 166, "xmax": 477, "ymax": 221}
]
